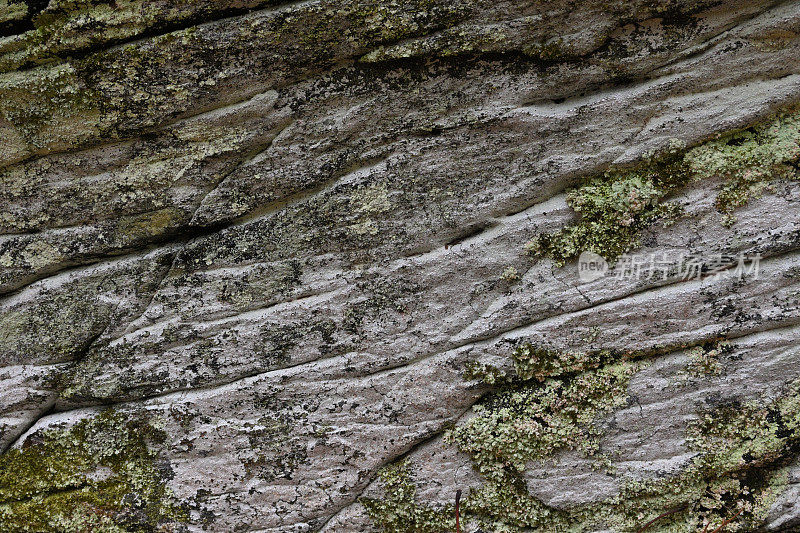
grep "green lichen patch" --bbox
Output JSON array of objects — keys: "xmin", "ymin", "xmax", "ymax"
[
  {"xmin": 464, "ymin": 346, "xmax": 607, "ymax": 386},
  {"xmin": 685, "ymin": 340, "xmax": 732, "ymax": 378},
  {"xmin": 360, "ymin": 462, "xmax": 456, "ymax": 533},
  {"xmin": 0, "ymin": 410, "xmax": 187, "ymax": 532},
  {"xmin": 365, "ymin": 361, "xmax": 639, "ymax": 532},
  {"xmin": 586, "ymin": 470, "xmax": 783, "ymax": 533},
  {"xmin": 530, "ymin": 109, "xmax": 800, "ymax": 264},
  {"xmin": 687, "ymin": 387, "xmax": 800, "ymax": 480},
  {"xmin": 459, "ymin": 477, "xmax": 568, "ymax": 532},
  {"xmin": 578, "ymin": 380, "xmax": 800, "ymax": 532},
  {"xmin": 686, "ymin": 111, "xmax": 800, "ymax": 226},
  {"xmin": 451, "ymin": 362, "xmax": 638, "ymax": 531},
  {"xmin": 448, "ymin": 361, "xmax": 638, "ymax": 480},
  {"xmin": 500, "ymin": 266, "xmax": 520, "ymax": 283},
  {"xmin": 366, "ymin": 341, "xmax": 800, "ymax": 532},
  {"xmin": 364, "ymin": 461, "xmax": 571, "ymax": 533},
  {"xmin": 511, "ymin": 343, "xmax": 615, "ymax": 382},
  {"xmin": 527, "ymin": 151, "xmax": 689, "ymax": 265},
  {"xmin": 451, "ymin": 345, "xmax": 642, "ymax": 530},
  {"xmin": 467, "ymin": 343, "xmax": 641, "ymax": 385}
]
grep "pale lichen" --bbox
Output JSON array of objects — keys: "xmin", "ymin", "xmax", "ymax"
[
  {"xmin": 530, "ymin": 108, "xmax": 800, "ymax": 264},
  {"xmin": 361, "ymin": 462, "xmax": 455, "ymax": 533},
  {"xmin": 366, "ymin": 334, "xmax": 800, "ymax": 533},
  {"xmin": 511, "ymin": 343, "xmax": 614, "ymax": 382},
  {"xmin": 500, "ymin": 266, "xmax": 519, "ymax": 283},
  {"xmin": 366, "ymin": 354, "xmax": 640, "ymax": 532},
  {"xmin": 581, "ymin": 380, "xmax": 800, "ymax": 531},
  {"xmin": 686, "ymin": 111, "xmax": 800, "ymax": 226},
  {"xmin": 527, "ymin": 153, "xmax": 687, "ymax": 265},
  {"xmin": 685, "ymin": 340, "xmax": 732, "ymax": 378},
  {"xmin": 449, "ymin": 361, "xmax": 638, "ymax": 477}
]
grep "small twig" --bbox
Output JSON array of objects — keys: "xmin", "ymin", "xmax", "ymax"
[
  {"xmin": 455, "ymin": 489, "xmax": 462, "ymax": 533},
  {"xmin": 709, "ymin": 508, "xmax": 744, "ymax": 533},
  {"xmin": 636, "ymin": 505, "xmax": 688, "ymax": 533}
]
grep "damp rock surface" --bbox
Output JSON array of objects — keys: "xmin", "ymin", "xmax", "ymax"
[{"xmin": 2, "ymin": 0, "xmax": 800, "ymax": 531}]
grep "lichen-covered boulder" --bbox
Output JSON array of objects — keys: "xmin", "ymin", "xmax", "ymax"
[{"xmin": 2, "ymin": 0, "xmax": 800, "ymax": 531}]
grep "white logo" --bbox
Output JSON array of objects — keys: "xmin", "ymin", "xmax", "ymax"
[{"xmin": 577, "ymin": 251, "xmax": 608, "ymax": 283}]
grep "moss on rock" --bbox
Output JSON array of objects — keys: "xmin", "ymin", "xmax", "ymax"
[
  {"xmin": 0, "ymin": 1, "xmax": 28, "ymax": 28},
  {"xmin": 0, "ymin": 410, "xmax": 186, "ymax": 532}
]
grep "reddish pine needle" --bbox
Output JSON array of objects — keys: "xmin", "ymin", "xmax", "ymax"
[
  {"xmin": 638, "ymin": 503, "xmax": 744, "ymax": 533},
  {"xmin": 637, "ymin": 506, "xmax": 688, "ymax": 533},
  {"xmin": 455, "ymin": 490, "xmax": 462, "ymax": 533},
  {"xmin": 709, "ymin": 508, "xmax": 744, "ymax": 533}
]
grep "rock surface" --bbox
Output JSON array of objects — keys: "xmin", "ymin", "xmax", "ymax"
[{"xmin": 2, "ymin": 0, "xmax": 800, "ymax": 531}]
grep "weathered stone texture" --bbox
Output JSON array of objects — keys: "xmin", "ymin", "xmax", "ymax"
[{"xmin": 2, "ymin": 0, "xmax": 800, "ymax": 531}]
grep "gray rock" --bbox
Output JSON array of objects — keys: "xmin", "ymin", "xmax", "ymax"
[{"xmin": 2, "ymin": 0, "xmax": 800, "ymax": 531}]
